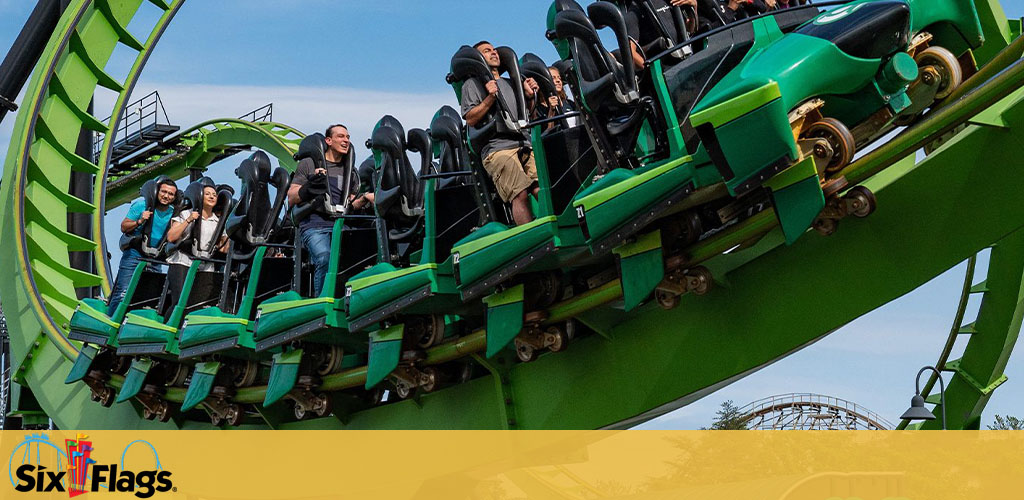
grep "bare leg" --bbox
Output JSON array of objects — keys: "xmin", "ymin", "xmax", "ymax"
[{"xmin": 511, "ymin": 190, "xmax": 534, "ymax": 226}]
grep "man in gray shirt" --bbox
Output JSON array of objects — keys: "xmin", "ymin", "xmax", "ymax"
[{"xmin": 461, "ymin": 41, "xmax": 541, "ymax": 226}]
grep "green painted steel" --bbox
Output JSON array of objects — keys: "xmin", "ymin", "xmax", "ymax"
[{"xmin": 1, "ymin": 0, "xmax": 1023, "ymax": 430}]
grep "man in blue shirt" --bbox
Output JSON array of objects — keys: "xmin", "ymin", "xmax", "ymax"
[{"xmin": 107, "ymin": 177, "xmax": 178, "ymax": 313}]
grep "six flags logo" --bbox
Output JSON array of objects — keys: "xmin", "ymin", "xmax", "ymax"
[
  {"xmin": 66, "ymin": 435, "xmax": 93, "ymax": 497},
  {"xmin": 10, "ymin": 434, "xmax": 174, "ymax": 498}
]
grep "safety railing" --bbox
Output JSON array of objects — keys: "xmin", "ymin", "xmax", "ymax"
[
  {"xmin": 239, "ymin": 103, "xmax": 273, "ymax": 123},
  {"xmin": 92, "ymin": 90, "xmax": 175, "ymax": 162}
]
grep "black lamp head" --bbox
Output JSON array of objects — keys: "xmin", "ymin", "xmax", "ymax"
[{"xmin": 900, "ymin": 395, "xmax": 936, "ymax": 421}]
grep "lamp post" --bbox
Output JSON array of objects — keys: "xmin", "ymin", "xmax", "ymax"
[{"xmin": 900, "ymin": 366, "xmax": 946, "ymax": 430}]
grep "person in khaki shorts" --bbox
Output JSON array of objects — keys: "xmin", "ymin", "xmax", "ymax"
[{"xmin": 461, "ymin": 41, "xmax": 540, "ymax": 226}]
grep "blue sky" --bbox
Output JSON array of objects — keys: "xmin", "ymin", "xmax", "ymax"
[{"xmin": 2, "ymin": 0, "xmax": 1023, "ymax": 429}]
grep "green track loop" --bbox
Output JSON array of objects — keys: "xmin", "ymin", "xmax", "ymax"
[{"xmin": 1, "ymin": 0, "xmax": 1023, "ymax": 428}]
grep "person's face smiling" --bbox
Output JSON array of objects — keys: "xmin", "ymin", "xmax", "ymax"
[{"xmin": 157, "ymin": 184, "xmax": 177, "ymax": 207}]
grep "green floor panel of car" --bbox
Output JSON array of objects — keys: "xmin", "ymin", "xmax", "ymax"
[
  {"xmin": 179, "ymin": 310, "xmax": 249, "ymax": 348},
  {"xmin": 483, "ymin": 285, "xmax": 525, "ymax": 358},
  {"xmin": 64, "ymin": 344, "xmax": 98, "ymax": 384},
  {"xmin": 181, "ymin": 361, "xmax": 221, "ymax": 412},
  {"xmin": 69, "ymin": 303, "xmax": 120, "ymax": 341},
  {"xmin": 347, "ymin": 264, "xmax": 437, "ymax": 319},
  {"xmin": 454, "ymin": 217, "xmax": 559, "ymax": 287},
  {"xmin": 767, "ymin": 156, "xmax": 826, "ymax": 245},
  {"xmin": 576, "ymin": 156, "xmax": 695, "ymax": 243},
  {"xmin": 116, "ymin": 357, "xmax": 153, "ymax": 403},
  {"xmin": 613, "ymin": 231, "xmax": 665, "ymax": 312},
  {"xmin": 365, "ymin": 325, "xmax": 404, "ymax": 390},
  {"xmin": 118, "ymin": 311, "xmax": 177, "ymax": 345},
  {"xmin": 254, "ymin": 294, "xmax": 336, "ymax": 341},
  {"xmin": 450, "ymin": 221, "xmax": 511, "ymax": 252},
  {"xmin": 264, "ymin": 349, "xmax": 303, "ymax": 407}
]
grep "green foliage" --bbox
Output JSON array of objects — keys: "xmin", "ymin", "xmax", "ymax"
[
  {"xmin": 987, "ymin": 414, "xmax": 1023, "ymax": 430},
  {"xmin": 704, "ymin": 400, "xmax": 750, "ymax": 430}
]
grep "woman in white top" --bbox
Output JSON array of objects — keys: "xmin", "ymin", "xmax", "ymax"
[{"xmin": 162, "ymin": 185, "xmax": 228, "ymax": 316}]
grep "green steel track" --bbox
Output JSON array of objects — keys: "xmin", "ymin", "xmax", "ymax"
[{"xmin": 1, "ymin": 0, "xmax": 1023, "ymax": 429}]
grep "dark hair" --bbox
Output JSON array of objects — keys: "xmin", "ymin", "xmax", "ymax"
[
  {"xmin": 472, "ymin": 40, "xmax": 492, "ymax": 49},
  {"xmin": 325, "ymin": 124, "xmax": 349, "ymax": 137},
  {"xmin": 156, "ymin": 177, "xmax": 177, "ymax": 192},
  {"xmin": 154, "ymin": 177, "xmax": 180, "ymax": 210}
]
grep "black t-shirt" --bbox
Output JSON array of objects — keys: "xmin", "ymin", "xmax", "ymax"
[
  {"xmin": 293, "ymin": 156, "xmax": 360, "ymax": 231},
  {"xmin": 623, "ymin": 0, "xmax": 692, "ymax": 52}
]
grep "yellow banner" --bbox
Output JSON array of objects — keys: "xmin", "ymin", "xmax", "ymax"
[{"xmin": 1, "ymin": 431, "xmax": 1022, "ymax": 499}]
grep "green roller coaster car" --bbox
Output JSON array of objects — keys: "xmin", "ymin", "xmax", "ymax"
[
  {"xmin": 689, "ymin": 0, "xmax": 983, "ymax": 197},
  {"xmin": 346, "ymin": 109, "xmax": 490, "ymax": 395},
  {"xmin": 67, "ymin": 262, "xmax": 159, "ymax": 347}
]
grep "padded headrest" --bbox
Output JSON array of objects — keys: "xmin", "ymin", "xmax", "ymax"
[
  {"xmin": 181, "ymin": 176, "xmax": 216, "ymax": 212},
  {"xmin": 547, "ymin": 0, "xmax": 586, "ymax": 59},
  {"xmin": 520, "ymin": 53, "xmax": 558, "ymax": 99},
  {"xmin": 552, "ymin": 59, "xmax": 574, "ymax": 80},
  {"xmin": 370, "ymin": 117, "xmax": 406, "ymax": 202},
  {"xmin": 405, "ymin": 128, "xmax": 430, "ymax": 206},
  {"xmin": 371, "ymin": 122, "xmax": 406, "ymax": 168},
  {"xmin": 555, "ymin": 8, "xmax": 603, "ymax": 46},
  {"xmin": 555, "ymin": 0, "xmax": 584, "ymax": 11},
  {"xmin": 231, "ymin": 151, "xmax": 273, "ymax": 230},
  {"xmin": 236, "ymin": 150, "xmax": 272, "ymax": 186},
  {"xmin": 378, "ymin": 115, "xmax": 406, "ymax": 139},
  {"xmin": 433, "ymin": 104, "xmax": 462, "ymax": 125},
  {"xmin": 358, "ymin": 157, "xmax": 376, "ymax": 193},
  {"xmin": 294, "ymin": 133, "xmax": 327, "ymax": 168},
  {"xmin": 139, "ymin": 174, "xmax": 179, "ymax": 209},
  {"xmin": 447, "ymin": 45, "xmax": 493, "ymax": 84},
  {"xmin": 139, "ymin": 178, "xmax": 159, "ymax": 209},
  {"xmin": 429, "ymin": 106, "xmax": 466, "ymax": 174}
]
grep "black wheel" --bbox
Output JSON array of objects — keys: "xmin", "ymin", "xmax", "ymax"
[
  {"xmin": 916, "ymin": 46, "xmax": 962, "ymax": 100},
  {"xmin": 457, "ymin": 363, "xmax": 474, "ymax": 384},
  {"xmin": 394, "ymin": 381, "xmax": 413, "ymax": 400},
  {"xmin": 516, "ymin": 342, "xmax": 539, "ymax": 363},
  {"xmin": 421, "ymin": 367, "xmax": 439, "ymax": 393},
  {"xmin": 233, "ymin": 360, "xmax": 259, "ymax": 387},
  {"xmin": 111, "ymin": 355, "xmax": 130, "ymax": 375},
  {"xmin": 165, "ymin": 364, "xmax": 189, "ymax": 387},
  {"xmin": 682, "ymin": 211, "xmax": 702, "ymax": 245},
  {"xmin": 803, "ymin": 118, "xmax": 855, "ymax": 173},
  {"xmin": 547, "ymin": 327, "xmax": 569, "ymax": 353},
  {"xmin": 814, "ymin": 217, "xmax": 838, "ymax": 236},
  {"xmin": 690, "ymin": 267, "xmax": 713, "ymax": 296},
  {"xmin": 316, "ymin": 346, "xmax": 344, "ymax": 376},
  {"xmin": 416, "ymin": 315, "xmax": 445, "ymax": 349},
  {"xmin": 98, "ymin": 387, "xmax": 115, "ymax": 408},
  {"xmin": 845, "ymin": 186, "xmax": 876, "ymax": 218},
  {"xmin": 225, "ymin": 405, "xmax": 244, "ymax": 427},
  {"xmin": 314, "ymin": 393, "xmax": 331, "ymax": 417},
  {"xmin": 534, "ymin": 273, "xmax": 562, "ymax": 309},
  {"xmin": 655, "ymin": 290, "xmax": 680, "ymax": 310},
  {"xmin": 564, "ymin": 319, "xmax": 577, "ymax": 341},
  {"xmin": 156, "ymin": 403, "xmax": 172, "ymax": 423}
]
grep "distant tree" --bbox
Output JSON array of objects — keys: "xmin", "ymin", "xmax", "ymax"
[
  {"xmin": 704, "ymin": 400, "xmax": 749, "ymax": 430},
  {"xmin": 987, "ymin": 415, "xmax": 1023, "ymax": 430}
]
